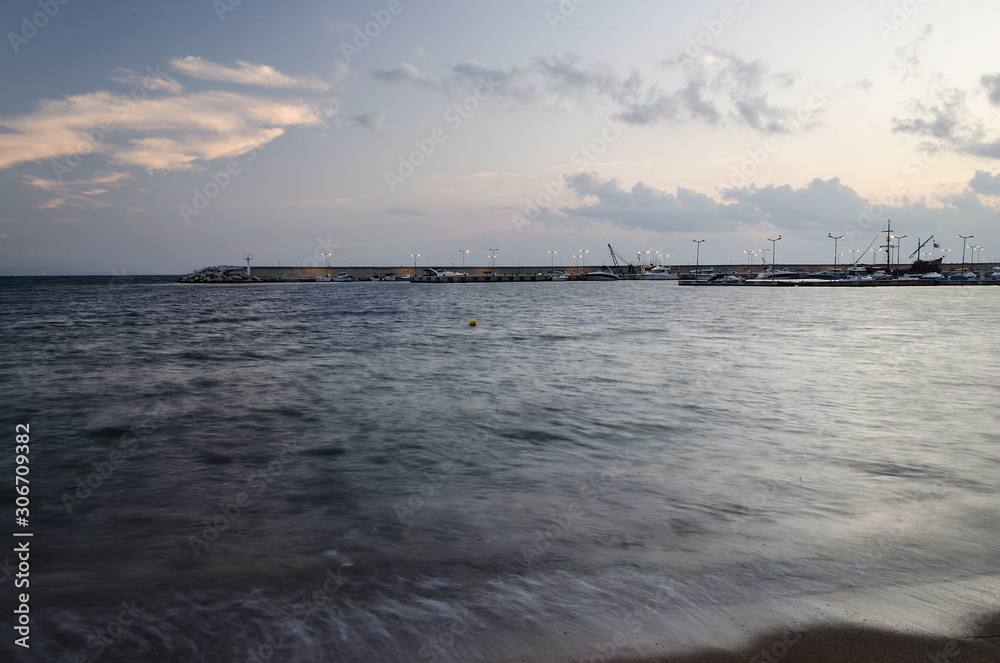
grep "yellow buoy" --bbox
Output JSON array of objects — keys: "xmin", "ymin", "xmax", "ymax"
[{"xmin": 469, "ymin": 319, "xmax": 477, "ymax": 326}]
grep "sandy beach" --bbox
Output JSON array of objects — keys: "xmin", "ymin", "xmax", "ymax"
[{"xmin": 581, "ymin": 613, "xmax": 1000, "ymax": 663}]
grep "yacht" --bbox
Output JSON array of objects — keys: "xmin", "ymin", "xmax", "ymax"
[
  {"xmin": 582, "ymin": 267, "xmax": 621, "ymax": 281},
  {"xmin": 334, "ymin": 272, "xmax": 355, "ymax": 282},
  {"xmin": 638, "ymin": 266, "xmax": 679, "ymax": 280},
  {"xmin": 423, "ymin": 268, "xmax": 467, "ymax": 278},
  {"xmin": 690, "ymin": 268, "xmax": 716, "ymax": 281},
  {"xmin": 755, "ymin": 267, "xmax": 801, "ymax": 279},
  {"xmin": 315, "ymin": 275, "xmax": 331, "ymax": 282}
]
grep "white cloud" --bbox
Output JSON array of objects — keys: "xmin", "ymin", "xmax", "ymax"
[
  {"xmin": 169, "ymin": 56, "xmax": 330, "ymax": 91},
  {"xmin": 0, "ymin": 91, "xmax": 328, "ymax": 172}
]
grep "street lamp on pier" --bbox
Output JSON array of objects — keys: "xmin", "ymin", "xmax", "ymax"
[
  {"xmin": 321, "ymin": 251, "xmax": 333, "ymax": 277},
  {"xmin": 828, "ymin": 234, "xmax": 844, "ymax": 269},
  {"xmin": 459, "ymin": 249, "xmax": 469, "ymax": 269},
  {"xmin": 693, "ymin": 239, "xmax": 705, "ymax": 272},
  {"xmin": 488, "ymin": 248, "xmax": 498, "ymax": 274},
  {"xmin": 411, "ymin": 254, "xmax": 420, "ymax": 274},
  {"xmin": 958, "ymin": 234, "xmax": 973, "ymax": 282},
  {"xmin": 548, "ymin": 250, "xmax": 557, "ymax": 269},
  {"xmin": 767, "ymin": 236, "xmax": 781, "ymax": 278}
]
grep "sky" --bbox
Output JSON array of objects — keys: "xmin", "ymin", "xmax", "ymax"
[{"xmin": 1, "ymin": 0, "xmax": 999, "ymax": 274}]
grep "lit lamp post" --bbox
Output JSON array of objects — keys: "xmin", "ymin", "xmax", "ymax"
[
  {"xmin": 411, "ymin": 253, "xmax": 420, "ymax": 274},
  {"xmin": 459, "ymin": 249, "xmax": 469, "ymax": 270},
  {"xmin": 693, "ymin": 239, "xmax": 705, "ymax": 272},
  {"xmin": 321, "ymin": 251, "xmax": 333, "ymax": 278},
  {"xmin": 548, "ymin": 250, "xmax": 557, "ymax": 270},
  {"xmin": 958, "ymin": 234, "xmax": 973, "ymax": 282},
  {"xmin": 767, "ymin": 235, "xmax": 781, "ymax": 279},
  {"xmin": 489, "ymin": 248, "xmax": 498, "ymax": 274},
  {"xmin": 828, "ymin": 233, "xmax": 844, "ymax": 269}
]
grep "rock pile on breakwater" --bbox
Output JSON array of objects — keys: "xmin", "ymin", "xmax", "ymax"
[{"xmin": 178, "ymin": 266, "xmax": 262, "ymax": 283}]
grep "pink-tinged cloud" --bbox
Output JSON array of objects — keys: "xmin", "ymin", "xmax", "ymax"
[
  {"xmin": 0, "ymin": 91, "xmax": 327, "ymax": 172},
  {"xmin": 169, "ymin": 56, "xmax": 331, "ymax": 91}
]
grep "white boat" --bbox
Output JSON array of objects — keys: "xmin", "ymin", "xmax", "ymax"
[
  {"xmin": 690, "ymin": 268, "xmax": 716, "ymax": 281},
  {"xmin": 638, "ymin": 266, "xmax": 679, "ymax": 280},
  {"xmin": 315, "ymin": 276, "xmax": 331, "ymax": 282},
  {"xmin": 334, "ymin": 272, "xmax": 355, "ymax": 282},
  {"xmin": 582, "ymin": 268, "xmax": 620, "ymax": 281},
  {"xmin": 423, "ymin": 268, "xmax": 467, "ymax": 278},
  {"xmin": 755, "ymin": 267, "xmax": 801, "ymax": 280}
]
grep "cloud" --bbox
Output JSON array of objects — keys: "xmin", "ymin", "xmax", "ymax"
[
  {"xmin": 981, "ymin": 74, "xmax": 1000, "ymax": 106},
  {"xmin": 351, "ymin": 108, "xmax": 388, "ymax": 135},
  {"xmin": 371, "ymin": 62, "xmax": 435, "ymax": 88},
  {"xmin": 969, "ymin": 170, "xmax": 1000, "ymax": 195},
  {"xmin": 169, "ymin": 56, "xmax": 330, "ymax": 91},
  {"xmin": 371, "ymin": 51, "xmax": 817, "ymax": 134},
  {"xmin": 22, "ymin": 171, "xmax": 132, "ymax": 209},
  {"xmin": 0, "ymin": 91, "xmax": 327, "ymax": 172},
  {"xmin": 110, "ymin": 67, "xmax": 183, "ymax": 94},
  {"xmin": 719, "ymin": 177, "xmax": 870, "ymax": 228},
  {"xmin": 891, "ymin": 23, "xmax": 933, "ymax": 81},
  {"xmin": 560, "ymin": 171, "xmax": 749, "ymax": 232},
  {"xmin": 560, "ymin": 173, "xmax": 874, "ymax": 234},
  {"xmin": 890, "ymin": 76, "xmax": 1000, "ymax": 159}
]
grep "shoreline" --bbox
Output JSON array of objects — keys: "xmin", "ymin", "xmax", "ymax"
[{"xmin": 584, "ymin": 616, "xmax": 1000, "ymax": 663}]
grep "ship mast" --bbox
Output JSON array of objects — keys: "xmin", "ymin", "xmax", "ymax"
[{"xmin": 882, "ymin": 220, "xmax": 894, "ymax": 272}]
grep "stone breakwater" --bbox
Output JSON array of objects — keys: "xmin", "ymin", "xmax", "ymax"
[{"xmin": 178, "ymin": 266, "xmax": 262, "ymax": 283}]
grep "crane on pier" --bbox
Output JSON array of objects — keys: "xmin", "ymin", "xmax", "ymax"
[{"xmin": 607, "ymin": 244, "xmax": 636, "ymax": 274}]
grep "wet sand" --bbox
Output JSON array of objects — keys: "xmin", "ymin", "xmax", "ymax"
[{"xmin": 582, "ymin": 614, "xmax": 1000, "ymax": 663}]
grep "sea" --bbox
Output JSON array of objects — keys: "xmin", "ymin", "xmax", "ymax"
[{"xmin": 1, "ymin": 275, "xmax": 999, "ymax": 662}]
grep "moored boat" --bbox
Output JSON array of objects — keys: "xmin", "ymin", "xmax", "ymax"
[
  {"xmin": 638, "ymin": 266, "xmax": 679, "ymax": 280},
  {"xmin": 582, "ymin": 267, "xmax": 621, "ymax": 280}
]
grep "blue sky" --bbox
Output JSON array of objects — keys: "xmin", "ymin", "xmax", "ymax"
[{"xmin": 2, "ymin": 0, "xmax": 999, "ymax": 274}]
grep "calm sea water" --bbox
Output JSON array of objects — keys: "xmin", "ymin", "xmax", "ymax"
[{"xmin": 1, "ymin": 276, "xmax": 999, "ymax": 662}]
